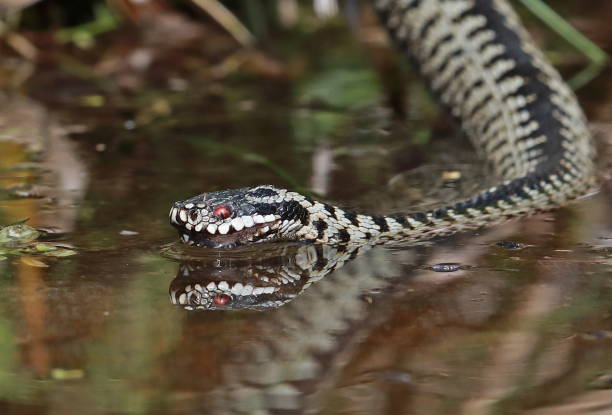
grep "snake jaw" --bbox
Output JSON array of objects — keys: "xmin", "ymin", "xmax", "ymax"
[
  {"xmin": 170, "ymin": 206, "xmax": 282, "ymax": 247},
  {"xmin": 170, "ymin": 185, "xmax": 307, "ymax": 247},
  {"xmin": 169, "ymin": 261, "xmax": 301, "ymax": 310},
  {"xmin": 169, "ymin": 281, "xmax": 287, "ymax": 310}
]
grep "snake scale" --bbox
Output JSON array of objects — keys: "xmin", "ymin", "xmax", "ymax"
[{"xmin": 169, "ymin": 0, "xmax": 596, "ymax": 249}]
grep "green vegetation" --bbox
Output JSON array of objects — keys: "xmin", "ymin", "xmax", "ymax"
[
  {"xmin": 0, "ymin": 224, "xmax": 76, "ymax": 261},
  {"xmin": 520, "ymin": 0, "xmax": 608, "ymax": 88}
]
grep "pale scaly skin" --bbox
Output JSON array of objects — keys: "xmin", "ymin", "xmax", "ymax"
[{"xmin": 170, "ymin": 0, "xmax": 596, "ymax": 249}]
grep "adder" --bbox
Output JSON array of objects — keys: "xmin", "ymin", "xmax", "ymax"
[{"xmin": 169, "ymin": 0, "xmax": 596, "ymax": 249}]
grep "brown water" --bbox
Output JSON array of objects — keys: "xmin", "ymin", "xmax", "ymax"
[{"xmin": 1, "ymin": 4, "xmax": 612, "ymax": 414}]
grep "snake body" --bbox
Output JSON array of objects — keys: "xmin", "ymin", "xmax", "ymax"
[{"xmin": 170, "ymin": 0, "xmax": 596, "ymax": 248}]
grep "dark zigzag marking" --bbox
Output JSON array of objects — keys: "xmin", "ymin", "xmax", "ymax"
[
  {"xmin": 417, "ymin": 12, "xmax": 440, "ymax": 41},
  {"xmin": 313, "ymin": 219, "xmax": 327, "ymax": 240},
  {"xmin": 323, "ymin": 203, "xmax": 337, "ymax": 218},
  {"xmin": 390, "ymin": 214, "xmax": 409, "ymax": 228},
  {"xmin": 431, "ymin": 48, "xmax": 463, "ymax": 78},
  {"xmin": 337, "ymin": 229, "xmax": 351, "ymax": 243},
  {"xmin": 343, "ymin": 211, "xmax": 360, "ymax": 226},
  {"xmin": 372, "ymin": 216, "xmax": 390, "ymax": 233}
]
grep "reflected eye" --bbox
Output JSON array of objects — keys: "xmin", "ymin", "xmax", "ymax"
[
  {"xmin": 213, "ymin": 294, "xmax": 231, "ymax": 306},
  {"xmin": 213, "ymin": 205, "xmax": 232, "ymax": 219}
]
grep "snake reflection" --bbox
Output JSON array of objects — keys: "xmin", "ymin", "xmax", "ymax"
[
  {"xmin": 165, "ymin": 226, "xmax": 520, "ymax": 413},
  {"xmin": 169, "ymin": 243, "xmax": 384, "ymax": 311}
]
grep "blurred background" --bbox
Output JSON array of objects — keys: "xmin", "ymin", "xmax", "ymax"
[{"xmin": 0, "ymin": 1, "xmax": 612, "ymax": 414}]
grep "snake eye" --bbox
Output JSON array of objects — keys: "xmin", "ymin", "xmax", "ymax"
[
  {"xmin": 213, "ymin": 205, "xmax": 232, "ymax": 219},
  {"xmin": 213, "ymin": 294, "xmax": 231, "ymax": 306}
]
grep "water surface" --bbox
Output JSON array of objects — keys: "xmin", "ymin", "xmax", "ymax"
[{"xmin": 1, "ymin": 5, "xmax": 612, "ymax": 414}]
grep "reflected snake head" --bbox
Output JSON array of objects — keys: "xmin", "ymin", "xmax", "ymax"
[
  {"xmin": 165, "ymin": 243, "xmax": 369, "ymax": 311},
  {"xmin": 169, "ymin": 260, "xmax": 308, "ymax": 310},
  {"xmin": 169, "ymin": 185, "xmax": 312, "ymax": 248}
]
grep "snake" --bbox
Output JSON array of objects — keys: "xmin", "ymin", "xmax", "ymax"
[{"xmin": 169, "ymin": 0, "xmax": 596, "ymax": 249}]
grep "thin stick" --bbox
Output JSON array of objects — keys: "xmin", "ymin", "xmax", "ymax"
[{"xmin": 190, "ymin": 0, "xmax": 255, "ymax": 47}]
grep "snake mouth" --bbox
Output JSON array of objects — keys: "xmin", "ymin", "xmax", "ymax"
[
  {"xmin": 170, "ymin": 279, "xmax": 279, "ymax": 308},
  {"xmin": 169, "ymin": 277, "xmax": 294, "ymax": 310},
  {"xmin": 170, "ymin": 207, "xmax": 280, "ymax": 248},
  {"xmin": 169, "ymin": 258, "xmax": 308, "ymax": 310}
]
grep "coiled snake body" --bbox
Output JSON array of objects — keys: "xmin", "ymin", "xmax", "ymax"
[{"xmin": 170, "ymin": 0, "xmax": 596, "ymax": 249}]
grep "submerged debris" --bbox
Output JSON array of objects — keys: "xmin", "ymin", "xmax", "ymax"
[
  {"xmin": 427, "ymin": 263, "xmax": 464, "ymax": 272},
  {"xmin": 580, "ymin": 331, "xmax": 612, "ymax": 341},
  {"xmin": 51, "ymin": 368, "xmax": 85, "ymax": 381},
  {"xmin": 496, "ymin": 240, "xmax": 522, "ymax": 249},
  {"xmin": 0, "ymin": 223, "xmax": 40, "ymax": 246},
  {"xmin": 590, "ymin": 373, "xmax": 612, "ymax": 389}
]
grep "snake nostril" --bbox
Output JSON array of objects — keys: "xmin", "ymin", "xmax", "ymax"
[{"xmin": 189, "ymin": 209, "xmax": 199, "ymax": 222}]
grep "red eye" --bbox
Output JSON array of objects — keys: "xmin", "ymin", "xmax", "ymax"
[
  {"xmin": 213, "ymin": 205, "xmax": 232, "ymax": 219},
  {"xmin": 213, "ymin": 294, "xmax": 231, "ymax": 306}
]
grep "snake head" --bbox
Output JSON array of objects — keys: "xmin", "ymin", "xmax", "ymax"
[
  {"xmin": 169, "ymin": 254, "xmax": 311, "ymax": 310},
  {"xmin": 169, "ymin": 185, "xmax": 312, "ymax": 248},
  {"xmin": 169, "ymin": 273, "xmax": 297, "ymax": 311}
]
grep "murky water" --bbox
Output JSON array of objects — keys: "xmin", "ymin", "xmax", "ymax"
[{"xmin": 1, "ymin": 4, "xmax": 612, "ymax": 414}]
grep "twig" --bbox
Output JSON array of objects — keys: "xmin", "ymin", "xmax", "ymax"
[
  {"xmin": 190, "ymin": 0, "xmax": 255, "ymax": 47},
  {"xmin": 0, "ymin": 10, "xmax": 38, "ymax": 60}
]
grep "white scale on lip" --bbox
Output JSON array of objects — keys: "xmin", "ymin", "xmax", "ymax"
[
  {"xmin": 242, "ymin": 216, "xmax": 255, "ymax": 227},
  {"xmin": 231, "ymin": 283, "xmax": 243, "ymax": 295},
  {"xmin": 179, "ymin": 210, "xmax": 187, "ymax": 222},
  {"xmin": 186, "ymin": 214, "xmax": 275, "ymax": 235},
  {"xmin": 231, "ymin": 217, "xmax": 244, "ymax": 231},
  {"xmin": 196, "ymin": 280, "xmax": 273, "ymax": 297}
]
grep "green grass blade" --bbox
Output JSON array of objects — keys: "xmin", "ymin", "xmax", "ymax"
[{"xmin": 519, "ymin": 0, "xmax": 608, "ymax": 88}]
